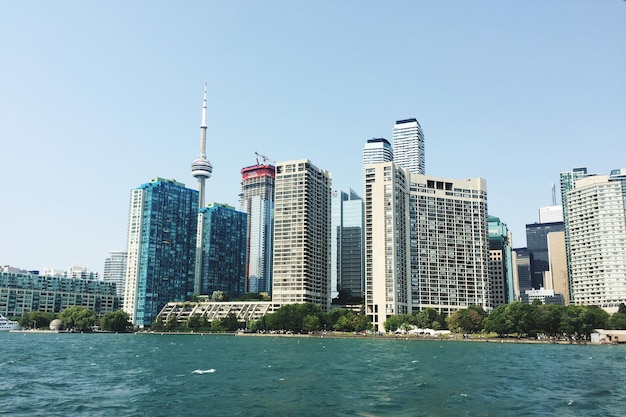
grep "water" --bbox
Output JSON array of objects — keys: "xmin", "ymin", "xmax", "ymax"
[{"xmin": 1, "ymin": 333, "xmax": 625, "ymax": 417}]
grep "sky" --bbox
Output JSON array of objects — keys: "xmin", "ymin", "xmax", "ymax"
[{"xmin": 1, "ymin": 1, "xmax": 625, "ymax": 277}]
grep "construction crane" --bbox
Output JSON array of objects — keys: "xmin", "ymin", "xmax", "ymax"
[{"xmin": 255, "ymin": 151, "xmax": 274, "ymax": 165}]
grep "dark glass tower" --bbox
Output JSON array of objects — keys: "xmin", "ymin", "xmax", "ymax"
[
  {"xmin": 123, "ymin": 178, "xmax": 198, "ymax": 327},
  {"xmin": 525, "ymin": 222, "xmax": 565, "ymax": 289},
  {"xmin": 197, "ymin": 203, "xmax": 247, "ymax": 299}
]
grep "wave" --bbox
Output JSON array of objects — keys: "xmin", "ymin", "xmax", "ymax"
[{"xmin": 192, "ymin": 369, "xmax": 215, "ymax": 374}]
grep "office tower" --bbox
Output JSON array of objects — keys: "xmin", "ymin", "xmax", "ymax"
[
  {"xmin": 363, "ymin": 138, "xmax": 393, "ymax": 166},
  {"xmin": 272, "ymin": 159, "xmax": 332, "ymax": 311},
  {"xmin": 566, "ymin": 170, "xmax": 626, "ymax": 311},
  {"xmin": 392, "ymin": 118, "xmax": 425, "ymax": 174},
  {"xmin": 240, "ymin": 160, "xmax": 275, "ymax": 295},
  {"xmin": 547, "ymin": 231, "xmax": 569, "ymax": 304},
  {"xmin": 123, "ymin": 177, "xmax": 198, "ymax": 327},
  {"xmin": 191, "ymin": 84, "xmax": 214, "ymax": 293},
  {"xmin": 364, "ymin": 162, "xmax": 489, "ymax": 332},
  {"xmin": 513, "ymin": 248, "xmax": 532, "ymax": 297},
  {"xmin": 560, "ymin": 167, "xmax": 592, "ymax": 301},
  {"xmin": 525, "ymin": 222, "xmax": 565, "ymax": 289},
  {"xmin": 196, "ymin": 203, "xmax": 247, "ymax": 299},
  {"xmin": 488, "ymin": 216, "xmax": 515, "ymax": 307},
  {"xmin": 103, "ymin": 250, "xmax": 127, "ymax": 299},
  {"xmin": 331, "ymin": 189, "xmax": 364, "ymax": 301},
  {"xmin": 539, "ymin": 206, "xmax": 564, "ymax": 223}
]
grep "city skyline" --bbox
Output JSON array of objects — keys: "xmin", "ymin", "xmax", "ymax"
[{"xmin": 1, "ymin": 2, "xmax": 624, "ymax": 277}]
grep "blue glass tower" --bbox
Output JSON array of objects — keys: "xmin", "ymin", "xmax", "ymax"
[
  {"xmin": 197, "ymin": 203, "xmax": 247, "ymax": 299},
  {"xmin": 123, "ymin": 178, "xmax": 198, "ymax": 327}
]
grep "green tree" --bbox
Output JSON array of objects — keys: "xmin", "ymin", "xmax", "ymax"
[
  {"xmin": 19, "ymin": 311, "xmax": 56, "ymax": 329},
  {"xmin": 100, "ymin": 310, "xmax": 132, "ymax": 332},
  {"xmin": 302, "ymin": 314, "xmax": 321, "ymax": 333},
  {"xmin": 165, "ymin": 314, "xmax": 180, "ymax": 331},
  {"xmin": 186, "ymin": 314, "xmax": 202, "ymax": 331},
  {"xmin": 535, "ymin": 304, "xmax": 564, "ymax": 337},
  {"xmin": 221, "ymin": 313, "xmax": 241, "ymax": 331},
  {"xmin": 383, "ymin": 315, "xmax": 403, "ymax": 333},
  {"xmin": 151, "ymin": 315, "xmax": 165, "ymax": 331},
  {"xmin": 505, "ymin": 302, "xmax": 536, "ymax": 337},
  {"xmin": 608, "ymin": 312, "xmax": 626, "ymax": 330},
  {"xmin": 484, "ymin": 304, "xmax": 512, "ymax": 336},
  {"xmin": 59, "ymin": 306, "xmax": 97, "ymax": 332}
]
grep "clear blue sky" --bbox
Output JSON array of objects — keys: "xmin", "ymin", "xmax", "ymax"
[{"xmin": 1, "ymin": 1, "xmax": 624, "ymax": 277}]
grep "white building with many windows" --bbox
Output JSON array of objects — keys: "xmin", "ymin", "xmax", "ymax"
[
  {"xmin": 392, "ymin": 118, "xmax": 425, "ymax": 175},
  {"xmin": 272, "ymin": 159, "xmax": 332, "ymax": 311},
  {"xmin": 566, "ymin": 170, "xmax": 626, "ymax": 312},
  {"xmin": 364, "ymin": 162, "xmax": 490, "ymax": 332}
]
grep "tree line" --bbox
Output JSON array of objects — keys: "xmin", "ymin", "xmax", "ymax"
[
  {"xmin": 383, "ymin": 302, "xmax": 626, "ymax": 340},
  {"xmin": 19, "ymin": 307, "xmax": 132, "ymax": 332}
]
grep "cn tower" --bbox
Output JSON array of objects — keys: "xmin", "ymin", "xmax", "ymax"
[{"xmin": 191, "ymin": 83, "xmax": 213, "ymax": 207}]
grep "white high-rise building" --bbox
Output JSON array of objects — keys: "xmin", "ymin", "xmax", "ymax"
[
  {"xmin": 272, "ymin": 159, "xmax": 332, "ymax": 311},
  {"xmin": 566, "ymin": 169, "xmax": 626, "ymax": 312},
  {"xmin": 392, "ymin": 118, "xmax": 425, "ymax": 174},
  {"xmin": 539, "ymin": 205, "xmax": 564, "ymax": 223},
  {"xmin": 364, "ymin": 162, "xmax": 489, "ymax": 332},
  {"xmin": 103, "ymin": 251, "xmax": 128, "ymax": 299},
  {"xmin": 363, "ymin": 138, "xmax": 393, "ymax": 166}
]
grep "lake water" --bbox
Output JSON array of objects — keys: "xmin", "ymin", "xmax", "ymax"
[{"xmin": 1, "ymin": 332, "xmax": 625, "ymax": 416}]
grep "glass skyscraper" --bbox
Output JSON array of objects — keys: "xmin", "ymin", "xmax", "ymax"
[
  {"xmin": 103, "ymin": 250, "xmax": 127, "ymax": 299},
  {"xmin": 197, "ymin": 203, "xmax": 247, "ymax": 299},
  {"xmin": 525, "ymin": 222, "xmax": 565, "ymax": 289},
  {"xmin": 488, "ymin": 216, "xmax": 515, "ymax": 306},
  {"xmin": 392, "ymin": 118, "xmax": 425, "ymax": 175},
  {"xmin": 331, "ymin": 189, "xmax": 364, "ymax": 301},
  {"xmin": 240, "ymin": 164, "xmax": 275, "ymax": 295},
  {"xmin": 123, "ymin": 178, "xmax": 198, "ymax": 328}
]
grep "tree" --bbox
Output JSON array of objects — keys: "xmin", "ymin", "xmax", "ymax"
[
  {"xmin": 446, "ymin": 307, "xmax": 484, "ymax": 333},
  {"xmin": 220, "ymin": 313, "xmax": 241, "ymax": 331},
  {"xmin": 100, "ymin": 310, "xmax": 132, "ymax": 332},
  {"xmin": 383, "ymin": 315, "xmax": 403, "ymax": 333},
  {"xmin": 302, "ymin": 314, "xmax": 321, "ymax": 333},
  {"xmin": 608, "ymin": 312, "xmax": 626, "ymax": 330},
  {"xmin": 59, "ymin": 306, "xmax": 97, "ymax": 332},
  {"xmin": 484, "ymin": 305, "xmax": 511, "ymax": 336},
  {"xmin": 19, "ymin": 311, "xmax": 56, "ymax": 329},
  {"xmin": 535, "ymin": 304, "xmax": 564, "ymax": 337}
]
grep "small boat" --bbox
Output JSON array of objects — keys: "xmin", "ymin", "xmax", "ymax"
[{"xmin": 0, "ymin": 314, "xmax": 20, "ymax": 332}]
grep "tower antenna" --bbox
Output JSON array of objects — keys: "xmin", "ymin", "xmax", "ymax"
[{"xmin": 191, "ymin": 82, "xmax": 213, "ymax": 208}]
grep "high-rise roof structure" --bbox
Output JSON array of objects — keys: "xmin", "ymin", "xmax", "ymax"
[
  {"xmin": 272, "ymin": 159, "xmax": 332, "ymax": 311},
  {"xmin": 240, "ymin": 163, "xmax": 275, "ymax": 295},
  {"xmin": 363, "ymin": 138, "xmax": 393, "ymax": 166},
  {"xmin": 392, "ymin": 118, "xmax": 425, "ymax": 174},
  {"xmin": 364, "ymin": 162, "xmax": 489, "ymax": 332},
  {"xmin": 103, "ymin": 250, "xmax": 127, "ymax": 299},
  {"xmin": 196, "ymin": 203, "xmax": 247, "ymax": 299},
  {"xmin": 538, "ymin": 205, "xmax": 564, "ymax": 223},
  {"xmin": 123, "ymin": 177, "xmax": 198, "ymax": 327},
  {"xmin": 566, "ymin": 170, "xmax": 626, "ymax": 312}
]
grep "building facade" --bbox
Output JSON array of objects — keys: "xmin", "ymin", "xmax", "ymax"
[
  {"xmin": 272, "ymin": 159, "xmax": 332, "ymax": 311},
  {"xmin": 197, "ymin": 203, "xmax": 247, "ymax": 299},
  {"xmin": 566, "ymin": 170, "xmax": 626, "ymax": 312},
  {"xmin": 392, "ymin": 118, "xmax": 425, "ymax": 174},
  {"xmin": 240, "ymin": 164, "xmax": 275, "ymax": 295},
  {"xmin": 331, "ymin": 189, "xmax": 364, "ymax": 301},
  {"xmin": 487, "ymin": 216, "xmax": 515, "ymax": 307},
  {"xmin": 123, "ymin": 178, "xmax": 198, "ymax": 327},
  {"xmin": 526, "ymin": 221, "xmax": 565, "ymax": 289},
  {"xmin": 363, "ymin": 138, "xmax": 393, "ymax": 166},
  {"xmin": 546, "ymin": 231, "xmax": 568, "ymax": 304},
  {"xmin": 0, "ymin": 271, "xmax": 119, "ymax": 318},
  {"xmin": 364, "ymin": 162, "xmax": 490, "ymax": 332},
  {"xmin": 513, "ymin": 247, "xmax": 532, "ymax": 298},
  {"xmin": 103, "ymin": 250, "xmax": 127, "ymax": 299}
]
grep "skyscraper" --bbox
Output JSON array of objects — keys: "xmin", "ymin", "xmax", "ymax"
[
  {"xmin": 513, "ymin": 248, "xmax": 532, "ymax": 297},
  {"xmin": 272, "ymin": 159, "xmax": 332, "ymax": 311},
  {"xmin": 560, "ymin": 167, "xmax": 591, "ymax": 301},
  {"xmin": 364, "ymin": 162, "xmax": 489, "ymax": 332},
  {"xmin": 123, "ymin": 178, "xmax": 198, "ymax": 327},
  {"xmin": 103, "ymin": 250, "xmax": 127, "ymax": 299},
  {"xmin": 566, "ymin": 170, "xmax": 626, "ymax": 311},
  {"xmin": 331, "ymin": 189, "xmax": 364, "ymax": 301},
  {"xmin": 546, "ymin": 231, "xmax": 568, "ymax": 304},
  {"xmin": 363, "ymin": 138, "xmax": 393, "ymax": 166},
  {"xmin": 197, "ymin": 203, "xmax": 247, "ymax": 299},
  {"xmin": 191, "ymin": 84, "xmax": 214, "ymax": 294},
  {"xmin": 488, "ymin": 216, "xmax": 515, "ymax": 307},
  {"xmin": 240, "ymin": 162, "xmax": 275, "ymax": 295},
  {"xmin": 392, "ymin": 118, "xmax": 425, "ymax": 174},
  {"xmin": 525, "ymin": 222, "xmax": 565, "ymax": 289}
]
